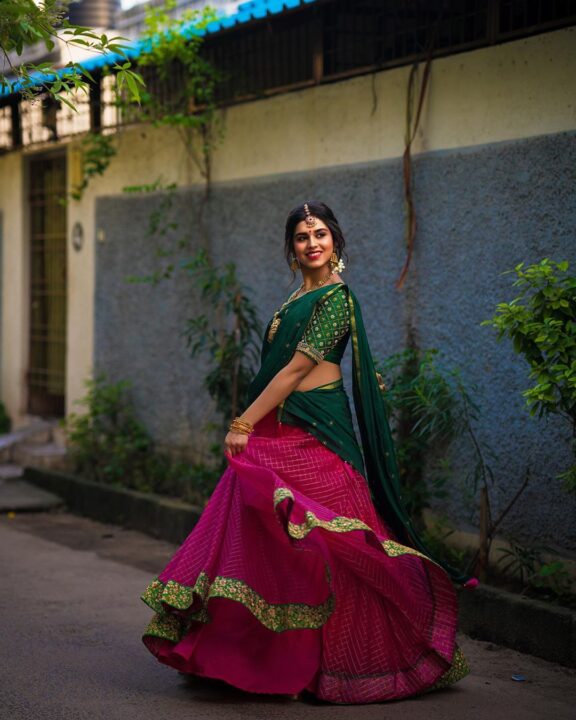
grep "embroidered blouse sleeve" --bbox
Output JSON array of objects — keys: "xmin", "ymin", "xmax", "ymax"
[{"xmin": 295, "ymin": 286, "xmax": 351, "ymax": 364}]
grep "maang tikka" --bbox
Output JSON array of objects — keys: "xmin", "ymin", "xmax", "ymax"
[
  {"xmin": 304, "ymin": 202, "xmax": 317, "ymax": 227},
  {"xmin": 302, "ymin": 202, "xmax": 346, "ymax": 273}
]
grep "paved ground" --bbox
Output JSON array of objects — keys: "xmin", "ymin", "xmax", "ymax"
[{"xmin": 1, "ymin": 509, "xmax": 575, "ymax": 720}]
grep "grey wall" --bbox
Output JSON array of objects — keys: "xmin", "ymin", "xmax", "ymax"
[{"xmin": 95, "ymin": 129, "xmax": 576, "ymax": 551}]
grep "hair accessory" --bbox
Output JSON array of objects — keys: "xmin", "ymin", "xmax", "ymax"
[{"xmin": 303, "ymin": 202, "xmax": 317, "ymax": 228}]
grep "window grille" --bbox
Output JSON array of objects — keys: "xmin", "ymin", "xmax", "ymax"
[
  {"xmin": 1, "ymin": 0, "xmax": 574, "ymax": 152},
  {"xmin": 0, "ymin": 105, "xmax": 12, "ymax": 152}
]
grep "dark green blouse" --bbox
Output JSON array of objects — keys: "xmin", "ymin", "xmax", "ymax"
[{"xmin": 295, "ymin": 283, "xmax": 351, "ymax": 364}]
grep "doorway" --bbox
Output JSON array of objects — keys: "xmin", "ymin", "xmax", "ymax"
[{"xmin": 27, "ymin": 155, "xmax": 67, "ymax": 417}]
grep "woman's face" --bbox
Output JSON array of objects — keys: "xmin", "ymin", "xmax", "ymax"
[{"xmin": 292, "ymin": 219, "xmax": 334, "ymax": 270}]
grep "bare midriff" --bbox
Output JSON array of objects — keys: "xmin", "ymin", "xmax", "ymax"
[{"xmin": 293, "ymin": 359, "xmax": 342, "ymax": 392}]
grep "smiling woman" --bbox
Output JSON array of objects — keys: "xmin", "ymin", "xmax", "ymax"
[{"xmin": 140, "ymin": 200, "xmax": 477, "ymax": 704}]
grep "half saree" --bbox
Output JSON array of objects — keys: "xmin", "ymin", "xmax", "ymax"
[{"xmin": 140, "ymin": 281, "xmax": 474, "ymax": 704}]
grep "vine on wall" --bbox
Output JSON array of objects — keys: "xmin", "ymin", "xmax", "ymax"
[{"xmin": 71, "ymin": 0, "xmax": 226, "ymax": 209}]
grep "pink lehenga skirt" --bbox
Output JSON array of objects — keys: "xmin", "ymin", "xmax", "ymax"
[{"xmin": 141, "ymin": 408, "xmax": 470, "ymax": 704}]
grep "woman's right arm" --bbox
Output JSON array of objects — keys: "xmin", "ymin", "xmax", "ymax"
[{"xmin": 224, "ymin": 351, "xmax": 316, "ymax": 456}]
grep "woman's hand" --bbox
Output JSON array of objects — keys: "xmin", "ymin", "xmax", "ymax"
[{"xmin": 224, "ymin": 430, "xmax": 250, "ymax": 458}]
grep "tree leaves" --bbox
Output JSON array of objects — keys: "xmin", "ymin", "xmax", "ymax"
[
  {"xmin": 481, "ymin": 259, "xmax": 576, "ymax": 491},
  {"xmin": 1, "ymin": 0, "xmax": 144, "ymax": 106}
]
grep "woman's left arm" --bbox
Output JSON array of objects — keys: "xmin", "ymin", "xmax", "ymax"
[{"xmin": 224, "ymin": 351, "xmax": 316, "ymax": 456}]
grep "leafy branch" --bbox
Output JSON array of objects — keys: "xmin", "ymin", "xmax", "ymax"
[
  {"xmin": 481, "ymin": 258, "xmax": 576, "ymax": 491},
  {"xmin": 1, "ymin": 0, "xmax": 144, "ymax": 106},
  {"xmin": 69, "ymin": 131, "xmax": 118, "ymax": 201},
  {"xmin": 182, "ymin": 249, "xmax": 263, "ymax": 428}
]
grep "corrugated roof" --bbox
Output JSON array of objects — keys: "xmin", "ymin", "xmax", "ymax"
[{"xmin": 3, "ymin": 0, "xmax": 320, "ymax": 96}]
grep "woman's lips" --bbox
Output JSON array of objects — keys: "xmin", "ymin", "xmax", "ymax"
[{"xmin": 306, "ymin": 251, "xmax": 322, "ymax": 259}]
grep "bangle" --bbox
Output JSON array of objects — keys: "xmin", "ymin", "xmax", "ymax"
[{"xmin": 229, "ymin": 416, "xmax": 254, "ymax": 435}]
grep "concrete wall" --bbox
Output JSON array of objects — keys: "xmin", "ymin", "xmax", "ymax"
[
  {"xmin": 94, "ymin": 127, "xmax": 576, "ymax": 552},
  {"xmin": 0, "ymin": 151, "xmax": 27, "ymax": 421},
  {"xmin": 2, "ymin": 26, "xmax": 573, "ymax": 425}
]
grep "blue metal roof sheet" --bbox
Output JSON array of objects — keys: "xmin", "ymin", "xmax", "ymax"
[{"xmin": 2, "ymin": 0, "xmax": 319, "ymax": 97}]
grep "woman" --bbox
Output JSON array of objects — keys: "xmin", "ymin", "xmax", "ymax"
[{"xmin": 140, "ymin": 201, "xmax": 478, "ymax": 704}]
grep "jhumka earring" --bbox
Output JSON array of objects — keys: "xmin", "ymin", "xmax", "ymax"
[
  {"xmin": 289, "ymin": 253, "xmax": 300, "ymax": 271},
  {"xmin": 330, "ymin": 251, "xmax": 346, "ymax": 273}
]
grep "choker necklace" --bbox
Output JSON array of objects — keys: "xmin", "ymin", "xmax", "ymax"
[{"xmin": 291, "ymin": 268, "xmax": 336, "ymax": 301}]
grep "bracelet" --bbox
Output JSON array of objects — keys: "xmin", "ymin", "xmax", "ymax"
[{"xmin": 229, "ymin": 416, "xmax": 254, "ymax": 435}]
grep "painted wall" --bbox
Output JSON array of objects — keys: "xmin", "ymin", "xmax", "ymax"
[
  {"xmin": 0, "ymin": 151, "xmax": 27, "ymax": 423},
  {"xmin": 94, "ymin": 128, "xmax": 576, "ymax": 552},
  {"xmin": 2, "ymin": 26, "xmax": 573, "ymax": 426}
]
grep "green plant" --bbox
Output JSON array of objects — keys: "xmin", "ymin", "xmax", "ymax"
[
  {"xmin": 420, "ymin": 514, "xmax": 473, "ymax": 571},
  {"xmin": 481, "ymin": 259, "xmax": 576, "ymax": 492},
  {"xmin": 377, "ymin": 343, "xmax": 533, "ymax": 582},
  {"xmin": 60, "ymin": 1, "xmax": 226, "ymax": 205},
  {"xmin": 0, "ymin": 400, "xmax": 11, "ymax": 434},
  {"xmin": 182, "ymin": 248, "xmax": 263, "ymax": 428},
  {"xmin": 65, "ymin": 373, "xmax": 221, "ymax": 503},
  {"xmin": 65, "ymin": 374, "xmax": 152, "ymax": 485},
  {"xmin": 123, "ymin": 179, "xmax": 185, "ymax": 285},
  {"xmin": 121, "ymin": 0, "xmax": 226, "ymax": 185},
  {"xmin": 496, "ymin": 539, "xmax": 573, "ymax": 598},
  {"xmin": 1, "ymin": 0, "xmax": 143, "ymax": 105},
  {"xmin": 69, "ymin": 132, "xmax": 118, "ymax": 201},
  {"xmin": 375, "ymin": 346, "xmax": 464, "ymax": 520}
]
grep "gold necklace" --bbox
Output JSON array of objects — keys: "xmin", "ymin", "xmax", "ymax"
[
  {"xmin": 291, "ymin": 268, "xmax": 336, "ymax": 301},
  {"xmin": 267, "ymin": 269, "xmax": 335, "ymax": 343}
]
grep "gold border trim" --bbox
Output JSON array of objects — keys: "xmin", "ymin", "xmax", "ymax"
[
  {"xmin": 273, "ymin": 487, "xmax": 438, "ymax": 566},
  {"xmin": 142, "ymin": 570, "xmax": 335, "ymax": 639}
]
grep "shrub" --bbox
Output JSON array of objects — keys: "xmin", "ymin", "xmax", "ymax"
[
  {"xmin": 64, "ymin": 374, "xmax": 220, "ymax": 504},
  {"xmin": 481, "ymin": 259, "xmax": 576, "ymax": 492}
]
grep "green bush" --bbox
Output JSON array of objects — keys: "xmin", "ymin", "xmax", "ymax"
[
  {"xmin": 65, "ymin": 374, "xmax": 151, "ymax": 485},
  {"xmin": 496, "ymin": 539, "xmax": 574, "ymax": 601},
  {"xmin": 374, "ymin": 347, "xmax": 465, "ymax": 520},
  {"xmin": 65, "ymin": 374, "xmax": 220, "ymax": 504},
  {"xmin": 481, "ymin": 258, "xmax": 576, "ymax": 492}
]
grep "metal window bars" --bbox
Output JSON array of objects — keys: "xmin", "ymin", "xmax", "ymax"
[{"xmin": 0, "ymin": 0, "xmax": 574, "ymax": 152}]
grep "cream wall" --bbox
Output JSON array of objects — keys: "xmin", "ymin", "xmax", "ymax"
[
  {"xmin": 1, "ymin": 26, "xmax": 574, "ymax": 426},
  {"xmin": 0, "ymin": 151, "xmax": 27, "ymax": 425},
  {"xmin": 210, "ymin": 26, "xmax": 576, "ymax": 179}
]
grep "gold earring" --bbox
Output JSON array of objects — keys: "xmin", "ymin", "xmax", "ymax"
[
  {"xmin": 330, "ymin": 251, "xmax": 346, "ymax": 273},
  {"xmin": 290, "ymin": 254, "xmax": 299, "ymax": 271}
]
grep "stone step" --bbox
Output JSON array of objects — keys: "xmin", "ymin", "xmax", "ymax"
[
  {"xmin": 13, "ymin": 442, "xmax": 73, "ymax": 473},
  {"xmin": 0, "ymin": 420, "xmax": 57, "ymax": 462},
  {"xmin": 0, "ymin": 464, "xmax": 24, "ymax": 481},
  {"xmin": 0, "ymin": 478, "xmax": 64, "ymax": 512}
]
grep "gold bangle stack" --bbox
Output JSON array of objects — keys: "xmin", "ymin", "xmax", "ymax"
[{"xmin": 229, "ymin": 416, "xmax": 254, "ymax": 435}]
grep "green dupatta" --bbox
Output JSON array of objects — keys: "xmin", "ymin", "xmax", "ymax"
[{"xmin": 246, "ymin": 282, "xmax": 472, "ymax": 585}]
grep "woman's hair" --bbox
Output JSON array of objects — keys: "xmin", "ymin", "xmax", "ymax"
[{"xmin": 284, "ymin": 201, "xmax": 349, "ymax": 280}]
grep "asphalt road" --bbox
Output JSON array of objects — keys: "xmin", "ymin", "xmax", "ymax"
[{"xmin": 1, "ymin": 510, "xmax": 574, "ymax": 720}]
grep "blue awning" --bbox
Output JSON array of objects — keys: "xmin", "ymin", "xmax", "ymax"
[{"xmin": 2, "ymin": 0, "xmax": 320, "ymax": 96}]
